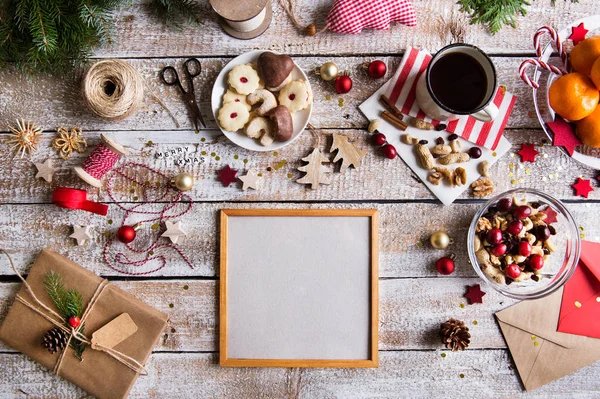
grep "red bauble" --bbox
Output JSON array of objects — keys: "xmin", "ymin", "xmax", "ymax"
[
  {"xmin": 335, "ymin": 75, "xmax": 353, "ymax": 94},
  {"xmin": 382, "ymin": 144, "xmax": 397, "ymax": 159},
  {"xmin": 486, "ymin": 228, "xmax": 503, "ymax": 245},
  {"xmin": 68, "ymin": 316, "xmax": 81, "ymax": 328},
  {"xmin": 529, "ymin": 254, "xmax": 545, "ymax": 270},
  {"xmin": 505, "ymin": 264, "xmax": 522, "ymax": 279},
  {"xmin": 117, "ymin": 225, "xmax": 137, "ymax": 244},
  {"xmin": 372, "ymin": 132, "xmax": 387, "ymax": 146},
  {"xmin": 368, "ymin": 60, "xmax": 387, "ymax": 78},
  {"xmin": 518, "ymin": 241, "xmax": 532, "ymax": 257},
  {"xmin": 436, "ymin": 257, "xmax": 455, "ymax": 275}
]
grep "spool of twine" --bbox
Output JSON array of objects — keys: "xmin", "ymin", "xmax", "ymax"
[
  {"xmin": 82, "ymin": 60, "xmax": 145, "ymax": 121},
  {"xmin": 74, "ymin": 134, "xmax": 129, "ymax": 188}
]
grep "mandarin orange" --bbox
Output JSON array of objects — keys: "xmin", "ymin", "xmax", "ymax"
[
  {"xmin": 570, "ymin": 36, "xmax": 600, "ymax": 75},
  {"xmin": 590, "ymin": 56, "xmax": 600, "ymax": 89},
  {"xmin": 548, "ymin": 72, "xmax": 599, "ymax": 121},
  {"xmin": 576, "ymin": 105, "xmax": 600, "ymax": 148}
]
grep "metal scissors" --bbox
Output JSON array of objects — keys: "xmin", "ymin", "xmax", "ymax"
[{"xmin": 160, "ymin": 58, "xmax": 205, "ymax": 131}]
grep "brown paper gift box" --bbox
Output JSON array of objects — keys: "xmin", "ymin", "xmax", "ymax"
[{"xmin": 0, "ymin": 249, "xmax": 168, "ymax": 399}]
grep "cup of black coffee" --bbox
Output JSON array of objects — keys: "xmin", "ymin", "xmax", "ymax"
[{"xmin": 416, "ymin": 43, "xmax": 499, "ymax": 122}]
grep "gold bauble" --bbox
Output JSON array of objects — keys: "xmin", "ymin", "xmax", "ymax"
[
  {"xmin": 171, "ymin": 173, "xmax": 194, "ymax": 191},
  {"xmin": 319, "ymin": 62, "xmax": 339, "ymax": 81},
  {"xmin": 430, "ymin": 231, "xmax": 450, "ymax": 250}
]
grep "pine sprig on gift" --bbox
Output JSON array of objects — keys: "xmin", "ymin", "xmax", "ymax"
[
  {"xmin": 147, "ymin": 0, "xmax": 203, "ymax": 29},
  {"xmin": 457, "ymin": 0, "xmax": 579, "ymax": 35},
  {"xmin": 43, "ymin": 271, "xmax": 86, "ymax": 360}
]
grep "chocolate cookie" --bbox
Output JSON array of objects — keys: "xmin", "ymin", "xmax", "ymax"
[
  {"xmin": 266, "ymin": 105, "xmax": 293, "ymax": 142},
  {"xmin": 257, "ymin": 52, "xmax": 294, "ymax": 90}
]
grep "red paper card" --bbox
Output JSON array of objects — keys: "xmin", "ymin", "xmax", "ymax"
[{"xmin": 557, "ymin": 240, "xmax": 600, "ymax": 338}]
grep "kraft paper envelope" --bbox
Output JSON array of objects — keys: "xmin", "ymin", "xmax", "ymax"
[{"xmin": 496, "ymin": 288, "xmax": 600, "ymax": 391}]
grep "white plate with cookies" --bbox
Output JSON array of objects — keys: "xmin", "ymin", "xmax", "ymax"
[{"xmin": 211, "ymin": 50, "xmax": 313, "ymax": 151}]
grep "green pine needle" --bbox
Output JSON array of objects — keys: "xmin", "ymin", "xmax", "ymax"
[
  {"xmin": 148, "ymin": 0, "xmax": 203, "ymax": 29},
  {"xmin": 457, "ymin": 0, "xmax": 579, "ymax": 35}
]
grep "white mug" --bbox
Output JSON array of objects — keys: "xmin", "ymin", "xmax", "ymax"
[{"xmin": 415, "ymin": 43, "xmax": 499, "ymax": 122}]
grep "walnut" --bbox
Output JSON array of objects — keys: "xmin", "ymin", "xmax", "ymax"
[
  {"xmin": 476, "ymin": 217, "xmax": 492, "ymax": 232},
  {"xmin": 452, "ymin": 167, "xmax": 467, "ymax": 186},
  {"xmin": 471, "ymin": 177, "xmax": 494, "ymax": 197},
  {"xmin": 428, "ymin": 170, "xmax": 444, "ymax": 185}
]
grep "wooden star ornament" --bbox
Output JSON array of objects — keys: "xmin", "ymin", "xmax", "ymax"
[
  {"xmin": 34, "ymin": 159, "xmax": 56, "ymax": 182},
  {"xmin": 329, "ymin": 133, "xmax": 367, "ymax": 173},
  {"xmin": 569, "ymin": 22, "xmax": 589, "ymax": 45},
  {"xmin": 218, "ymin": 165, "xmax": 238, "ymax": 187},
  {"xmin": 161, "ymin": 220, "xmax": 187, "ymax": 244},
  {"xmin": 465, "ymin": 284, "xmax": 486, "ymax": 304},
  {"xmin": 517, "ymin": 143, "xmax": 539, "ymax": 163},
  {"xmin": 572, "ymin": 177, "xmax": 593, "ymax": 198},
  {"xmin": 548, "ymin": 117, "xmax": 581, "ymax": 157},
  {"xmin": 238, "ymin": 169, "xmax": 263, "ymax": 191},
  {"xmin": 70, "ymin": 225, "xmax": 92, "ymax": 246}
]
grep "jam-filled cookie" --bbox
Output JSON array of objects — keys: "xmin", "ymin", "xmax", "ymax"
[
  {"xmin": 218, "ymin": 101, "xmax": 250, "ymax": 132},
  {"xmin": 278, "ymin": 80, "xmax": 311, "ymax": 112},
  {"xmin": 228, "ymin": 64, "xmax": 260, "ymax": 95},
  {"xmin": 223, "ymin": 89, "xmax": 251, "ymax": 111}
]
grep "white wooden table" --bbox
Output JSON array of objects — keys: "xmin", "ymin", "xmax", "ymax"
[{"xmin": 1, "ymin": 1, "xmax": 600, "ymax": 397}]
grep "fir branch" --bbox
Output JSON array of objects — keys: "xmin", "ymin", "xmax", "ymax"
[
  {"xmin": 66, "ymin": 288, "xmax": 84, "ymax": 317},
  {"xmin": 43, "ymin": 271, "xmax": 70, "ymax": 318},
  {"xmin": 148, "ymin": 0, "xmax": 203, "ymax": 29}
]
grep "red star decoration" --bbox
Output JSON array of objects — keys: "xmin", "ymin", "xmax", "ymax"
[
  {"xmin": 218, "ymin": 165, "xmax": 238, "ymax": 187},
  {"xmin": 548, "ymin": 117, "xmax": 582, "ymax": 157},
  {"xmin": 540, "ymin": 206, "xmax": 559, "ymax": 225},
  {"xmin": 572, "ymin": 177, "xmax": 594, "ymax": 198},
  {"xmin": 517, "ymin": 143, "xmax": 539, "ymax": 163},
  {"xmin": 569, "ymin": 22, "xmax": 589, "ymax": 46},
  {"xmin": 464, "ymin": 284, "xmax": 486, "ymax": 304}
]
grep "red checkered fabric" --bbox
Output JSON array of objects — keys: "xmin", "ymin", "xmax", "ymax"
[{"xmin": 325, "ymin": 0, "xmax": 416, "ymax": 34}]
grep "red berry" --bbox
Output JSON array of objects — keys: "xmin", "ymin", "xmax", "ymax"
[
  {"xmin": 372, "ymin": 132, "xmax": 387, "ymax": 146},
  {"xmin": 505, "ymin": 264, "xmax": 522, "ymax": 279},
  {"xmin": 507, "ymin": 220, "xmax": 523, "ymax": 236},
  {"xmin": 491, "ymin": 243, "xmax": 507, "ymax": 257},
  {"xmin": 368, "ymin": 60, "xmax": 387, "ymax": 78},
  {"xmin": 382, "ymin": 144, "xmax": 397, "ymax": 159},
  {"xmin": 117, "ymin": 225, "xmax": 137, "ymax": 244},
  {"xmin": 334, "ymin": 75, "xmax": 353, "ymax": 94},
  {"xmin": 529, "ymin": 254, "xmax": 544, "ymax": 270},
  {"xmin": 514, "ymin": 205, "xmax": 532, "ymax": 220},
  {"xmin": 68, "ymin": 316, "xmax": 81, "ymax": 328},
  {"xmin": 435, "ymin": 257, "xmax": 455, "ymax": 275},
  {"xmin": 497, "ymin": 198, "xmax": 512, "ymax": 212},
  {"xmin": 486, "ymin": 228, "xmax": 503, "ymax": 245},
  {"xmin": 534, "ymin": 226, "xmax": 551, "ymax": 241},
  {"xmin": 518, "ymin": 241, "xmax": 532, "ymax": 257}
]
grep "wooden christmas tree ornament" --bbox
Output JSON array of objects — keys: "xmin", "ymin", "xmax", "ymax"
[
  {"xmin": 209, "ymin": 0, "xmax": 272, "ymax": 40},
  {"xmin": 296, "ymin": 148, "xmax": 331, "ymax": 189},
  {"xmin": 330, "ymin": 133, "xmax": 367, "ymax": 173}
]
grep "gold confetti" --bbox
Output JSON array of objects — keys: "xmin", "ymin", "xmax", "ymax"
[
  {"xmin": 518, "ymin": 178, "xmax": 523, "ymax": 184},
  {"xmin": 133, "ymin": 196, "xmax": 138, "ymax": 201},
  {"xmin": 287, "ymin": 173, "xmax": 293, "ymax": 179},
  {"xmin": 215, "ymin": 156, "xmax": 220, "ymax": 161},
  {"xmin": 581, "ymin": 233, "xmax": 586, "ymax": 239},
  {"xmin": 132, "ymin": 182, "xmax": 137, "ymax": 186},
  {"xmin": 459, "ymin": 303, "xmax": 465, "ymax": 309},
  {"xmin": 156, "ymin": 182, "xmax": 161, "ymax": 187},
  {"xmin": 508, "ymin": 172, "xmax": 513, "ymax": 178},
  {"xmin": 183, "ymin": 285, "xmax": 189, "ymax": 290},
  {"xmin": 201, "ymin": 137, "xmax": 206, "ymax": 142},
  {"xmin": 151, "ymin": 223, "xmax": 159, "ymax": 230},
  {"xmin": 273, "ymin": 151, "xmax": 278, "ymax": 156},
  {"xmin": 211, "ymin": 152, "xmax": 216, "ymax": 157},
  {"xmin": 103, "ymin": 231, "xmax": 110, "ymax": 237},
  {"xmin": 509, "ymin": 164, "xmax": 514, "ymax": 170},
  {"xmin": 326, "ymin": 95, "xmax": 331, "ymax": 101},
  {"xmin": 441, "ymin": 353, "xmax": 446, "ymax": 358},
  {"xmin": 525, "ymin": 169, "xmax": 531, "ymax": 175},
  {"xmin": 234, "ymin": 155, "xmax": 239, "ymax": 159},
  {"xmin": 416, "ymin": 241, "xmax": 423, "ymax": 247},
  {"xmin": 510, "ymin": 153, "xmax": 515, "ymax": 158},
  {"xmin": 243, "ymin": 159, "xmax": 248, "ymax": 164},
  {"xmin": 130, "ymin": 189, "xmax": 135, "ymax": 194},
  {"xmin": 147, "ymin": 140, "xmax": 153, "ymax": 146},
  {"xmin": 201, "ymin": 151, "xmax": 207, "ymax": 155},
  {"xmin": 108, "ymin": 219, "xmax": 113, "ymax": 225},
  {"xmin": 492, "ymin": 152, "xmax": 497, "ymax": 157},
  {"xmin": 169, "ymin": 303, "xmax": 174, "ymax": 308},
  {"xmin": 149, "ymin": 251, "xmax": 154, "ymax": 255},
  {"xmin": 554, "ymin": 173, "xmax": 559, "ymax": 178},
  {"xmin": 473, "ymin": 321, "xmax": 478, "ymax": 325},
  {"xmin": 459, "ymin": 374, "xmax": 465, "ymax": 378},
  {"xmin": 580, "ymin": 226, "xmax": 585, "ymax": 231},
  {"xmin": 273, "ymin": 160, "xmax": 288, "ymax": 170},
  {"xmin": 531, "ymin": 335, "xmax": 537, "ymax": 340},
  {"xmin": 258, "ymin": 173, "xmax": 263, "ymax": 177},
  {"xmin": 575, "ymin": 301, "xmax": 582, "ymax": 308},
  {"xmin": 534, "ymin": 341, "xmax": 540, "ymax": 347}
]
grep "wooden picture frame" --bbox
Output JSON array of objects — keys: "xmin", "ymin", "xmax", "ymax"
[{"xmin": 220, "ymin": 209, "xmax": 379, "ymax": 368}]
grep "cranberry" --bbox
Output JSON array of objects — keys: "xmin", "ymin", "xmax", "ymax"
[
  {"xmin": 505, "ymin": 264, "xmax": 522, "ymax": 279},
  {"xmin": 534, "ymin": 226, "xmax": 551, "ymax": 241},
  {"xmin": 497, "ymin": 198, "xmax": 512, "ymax": 212},
  {"xmin": 240, "ymin": 77, "xmax": 248, "ymax": 83},
  {"xmin": 468, "ymin": 147, "xmax": 482, "ymax": 159},
  {"xmin": 507, "ymin": 220, "xmax": 523, "ymax": 236},
  {"xmin": 435, "ymin": 257, "xmax": 455, "ymax": 275},
  {"xmin": 230, "ymin": 113, "xmax": 238, "ymax": 118},
  {"xmin": 491, "ymin": 243, "xmax": 507, "ymax": 257},
  {"xmin": 382, "ymin": 144, "xmax": 397, "ymax": 159},
  {"xmin": 529, "ymin": 254, "xmax": 544, "ymax": 270},
  {"xmin": 289, "ymin": 94, "xmax": 296, "ymax": 100},
  {"xmin": 486, "ymin": 228, "xmax": 503, "ymax": 245},
  {"xmin": 514, "ymin": 205, "xmax": 532, "ymax": 220},
  {"xmin": 372, "ymin": 132, "xmax": 387, "ymax": 146},
  {"xmin": 518, "ymin": 241, "xmax": 532, "ymax": 257}
]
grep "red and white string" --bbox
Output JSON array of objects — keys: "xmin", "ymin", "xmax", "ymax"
[
  {"xmin": 80, "ymin": 142, "xmax": 123, "ymax": 180},
  {"xmin": 520, "ymin": 25, "xmax": 568, "ymax": 89},
  {"xmin": 103, "ymin": 162, "xmax": 194, "ymax": 275}
]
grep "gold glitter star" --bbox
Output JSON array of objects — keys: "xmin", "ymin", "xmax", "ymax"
[
  {"xmin": 7, "ymin": 119, "xmax": 42, "ymax": 157},
  {"xmin": 52, "ymin": 126, "xmax": 87, "ymax": 160}
]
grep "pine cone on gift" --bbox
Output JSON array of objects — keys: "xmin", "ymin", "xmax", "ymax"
[
  {"xmin": 42, "ymin": 328, "xmax": 68, "ymax": 354},
  {"xmin": 440, "ymin": 318, "xmax": 471, "ymax": 352}
]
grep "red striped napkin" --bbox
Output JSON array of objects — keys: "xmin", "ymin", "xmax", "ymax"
[{"xmin": 386, "ymin": 47, "xmax": 516, "ymax": 151}]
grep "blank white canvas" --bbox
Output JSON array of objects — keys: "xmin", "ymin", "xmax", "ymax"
[{"xmin": 226, "ymin": 216, "xmax": 372, "ymax": 360}]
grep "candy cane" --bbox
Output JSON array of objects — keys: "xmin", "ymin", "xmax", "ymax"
[{"xmin": 519, "ymin": 58, "xmax": 567, "ymax": 89}]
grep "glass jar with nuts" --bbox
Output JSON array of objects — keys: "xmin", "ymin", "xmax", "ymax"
[{"xmin": 468, "ymin": 189, "xmax": 580, "ymax": 300}]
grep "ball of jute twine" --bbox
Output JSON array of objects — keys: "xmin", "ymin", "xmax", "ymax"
[{"xmin": 82, "ymin": 59, "xmax": 145, "ymax": 121}]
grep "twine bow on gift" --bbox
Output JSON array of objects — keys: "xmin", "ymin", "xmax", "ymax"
[{"xmin": 0, "ymin": 249, "xmax": 148, "ymax": 376}]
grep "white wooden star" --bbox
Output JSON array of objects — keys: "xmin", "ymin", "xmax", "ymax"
[
  {"xmin": 161, "ymin": 220, "xmax": 187, "ymax": 244},
  {"xmin": 70, "ymin": 225, "xmax": 92, "ymax": 246},
  {"xmin": 238, "ymin": 169, "xmax": 263, "ymax": 191},
  {"xmin": 34, "ymin": 159, "xmax": 56, "ymax": 182}
]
